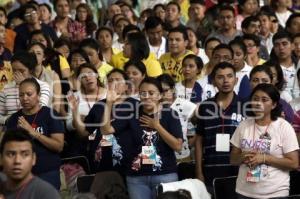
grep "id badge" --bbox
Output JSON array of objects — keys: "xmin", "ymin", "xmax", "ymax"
[
  {"xmin": 216, "ymin": 134, "xmax": 230, "ymax": 152},
  {"xmin": 100, "ymin": 134, "xmax": 113, "ymax": 147},
  {"xmin": 142, "ymin": 146, "xmax": 156, "ymax": 164},
  {"xmin": 246, "ymin": 166, "xmax": 261, "ymax": 182}
]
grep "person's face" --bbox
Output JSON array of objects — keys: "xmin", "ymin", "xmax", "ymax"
[
  {"xmin": 243, "ymin": 39, "xmax": 259, "ymax": 56},
  {"xmin": 242, "ymin": 0, "xmax": 258, "ymax": 15},
  {"xmin": 0, "ymin": 25, "xmax": 6, "ymax": 45},
  {"xmin": 82, "ymin": 46, "xmax": 99, "ymax": 66},
  {"xmin": 70, "ymin": 53, "xmax": 86, "ymax": 70},
  {"xmin": 39, "ymin": 5, "xmax": 51, "ymax": 23},
  {"xmin": 121, "ymin": 5, "xmax": 133, "ymax": 19},
  {"xmin": 273, "ymin": 38, "xmax": 293, "ymax": 60},
  {"xmin": 269, "ymin": 66, "xmax": 278, "ymax": 85},
  {"xmin": 79, "ymin": 67, "xmax": 98, "ymax": 91},
  {"xmin": 0, "ymin": 10, "xmax": 7, "ymax": 25},
  {"xmin": 187, "ymin": 29, "xmax": 197, "ymax": 49},
  {"xmin": 31, "ymin": 34, "xmax": 48, "ymax": 47},
  {"xmin": 189, "ymin": 3, "xmax": 205, "ymax": 21},
  {"xmin": 161, "ymin": 82, "xmax": 174, "ymax": 104},
  {"xmin": 19, "ymin": 83, "xmax": 40, "ymax": 110},
  {"xmin": 24, "ymin": 8, "xmax": 39, "ymax": 25},
  {"xmin": 115, "ymin": 19, "xmax": 129, "ymax": 37},
  {"xmin": 146, "ymin": 25, "xmax": 163, "ymax": 46},
  {"xmin": 166, "ymin": 4, "xmax": 180, "ymax": 23},
  {"xmin": 2, "ymin": 141, "xmax": 36, "ymax": 182},
  {"xmin": 29, "ymin": 45, "xmax": 45, "ymax": 66},
  {"xmin": 12, "ymin": 61, "xmax": 31, "ymax": 81},
  {"xmin": 168, "ymin": 32, "xmax": 188, "ymax": 56},
  {"xmin": 139, "ymin": 83, "xmax": 161, "ymax": 112},
  {"xmin": 56, "ymin": 0, "xmax": 70, "ymax": 18},
  {"xmin": 154, "ymin": 6, "xmax": 166, "ymax": 22},
  {"xmin": 205, "ymin": 40, "xmax": 221, "ymax": 59},
  {"xmin": 218, "ymin": 10, "xmax": 235, "ymax": 31},
  {"xmin": 213, "ymin": 67, "xmax": 237, "ymax": 93},
  {"xmin": 211, "ymin": 48, "xmax": 233, "ymax": 67},
  {"xmin": 269, "ymin": 16, "xmax": 279, "ymax": 33},
  {"xmin": 97, "ymin": 30, "xmax": 113, "ymax": 49},
  {"xmin": 250, "ymin": 71, "xmax": 272, "ymax": 90},
  {"xmin": 288, "ymin": 17, "xmax": 300, "ymax": 35},
  {"xmin": 244, "ymin": 21, "xmax": 260, "ymax": 35},
  {"xmin": 293, "ymin": 37, "xmax": 300, "ymax": 58},
  {"xmin": 76, "ymin": 7, "xmax": 88, "ymax": 22},
  {"xmin": 251, "ymin": 90, "xmax": 276, "ymax": 118},
  {"xmin": 258, "ymin": 15, "xmax": 271, "ymax": 35},
  {"xmin": 182, "ymin": 58, "xmax": 200, "ymax": 81},
  {"xmin": 108, "ymin": 4, "xmax": 121, "ymax": 20},
  {"xmin": 125, "ymin": 65, "xmax": 145, "ymax": 89},
  {"xmin": 122, "ymin": 39, "xmax": 132, "ymax": 58},
  {"xmin": 107, "ymin": 72, "xmax": 128, "ymax": 95},
  {"xmin": 56, "ymin": 44, "xmax": 70, "ymax": 58},
  {"xmin": 231, "ymin": 44, "xmax": 246, "ymax": 70}
]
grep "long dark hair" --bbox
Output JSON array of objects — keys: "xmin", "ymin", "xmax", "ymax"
[
  {"xmin": 126, "ymin": 32, "xmax": 150, "ymax": 60},
  {"xmin": 250, "ymin": 83, "xmax": 282, "ymax": 121},
  {"xmin": 263, "ymin": 61, "xmax": 284, "ymax": 91}
]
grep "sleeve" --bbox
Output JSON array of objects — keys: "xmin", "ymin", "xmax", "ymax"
[
  {"xmin": 238, "ymin": 75, "xmax": 251, "ymax": 99},
  {"xmin": 0, "ymin": 90, "xmax": 8, "ymax": 125},
  {"xmin": 48, "ymin": 109, "xmax": 65, "ymax": 134},
  {"xmin": 146, "ymin": 59, "xmax": 163, "ymax": 77},
  {"xmin": 59, "ymin": 56, "xmax": 71, "ymax": 70},
  {"xmin": 292, "ymin": 110, "xmax": 300, "ymax": 133},
  {"xmin": 195, "ymin": 104, "xmax": 205, "ymax": 136},
  {"xmin": 281, "ymin": 121, "xmax": 299, "ymax": 154},
  {"xmin": 167, "ymin": 109, "xmax": 183, "ymax": 139},
  {"xmin": 280, "ymin": 99, "xmax": 294, "ymax": 123},
  {"xmin": 39, "ymin": 81, "xmax": 50, "ymax": 107},
  {"xmin": 230, "ymin": 121, "xmax": 244, "ymax": 148}
]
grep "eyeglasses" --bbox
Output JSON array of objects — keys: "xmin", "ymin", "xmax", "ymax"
[
  {"xmin": 24, "ymin": 10, "xmax": 37, "ymax": 18},
  {"xmin": 78, "ymin": 72, "xmax": 98, "ymax": 79}
]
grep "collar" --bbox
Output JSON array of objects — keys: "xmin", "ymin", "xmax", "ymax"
[{"xmin": 211, "ymin": 92, "xmax": 239, "ymax": 110}]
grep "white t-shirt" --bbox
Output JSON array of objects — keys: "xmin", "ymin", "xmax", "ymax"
[
  {"xmin": 281, "ymin": 64, "xmax": 300, "ymax": 98},
  {"xmin": 234, "ymin": 63, "xmax": 252, "ymax": 95},
  {"xmin": 149, "ymin": 37, "xmax": 166, "ymax": 59},
  {"xmin": 230, "ymin": 118, "xmax": 299, "ymax": 198},
  {"xmin": 197, "ymin": 76, "xmax": 218, "ymax": 101},
  {"xmin": 197, "ymin": 48, "xmax": 209, "ymax": 65},
  {"xmin": 276, "ymin": 11, "xmax": 292, "ymax": 28}
]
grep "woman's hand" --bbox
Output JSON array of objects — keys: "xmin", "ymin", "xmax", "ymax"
[
  {"xmin": 106, "ymin": 89, "xmax": 120, "ymax": 104},
  {"xmin": 246, "ymin": 151, "xmax": 264, "ymax": 168},
  {"xmin": 13, "ymin": 71, "xmax": 25, "ymax": 84},
  {"xmin": 139, "ymin": 115, "xmax": 160, "ymax": 130},
  {"xmin": 67, "ymin": 91, "xmax": 79, "ymax": 111},
  {"xmin": 18, "ymin": 116, "xmax": 35, "ymax": 135}
]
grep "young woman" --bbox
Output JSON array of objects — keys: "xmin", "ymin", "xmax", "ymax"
[
  {"xmin": 101, "ymin": 77, "xmax": 183, "ymax": 199},
  {"xmin": 230, "ymin": 83, "xmax": 299, "ymax": 199},
  {"xmin": 236, "ymin": 0, "xmax": 259, "ymax": 30},
  {"xmin": 119, "ymin": 2, "xmax": 138, "ymax": 25},
  {"xmin": 96, "ymin": 27, "xmax": 120, "ymax": 63},
  {"xmin": 186, "ymin": 28, "xmax": 209, "ymax": 65},
  {"xmin": 112, "ymin": 17, "xmax": 130, "ymax": 51},
  {"xmin": 243, "ymin": 34, "xmax": 266, "ymax": 67},
  {"xmin": 5, "ymin": 78, "xmax": 64, "ymax": 190},
  {"xmin": 39, "ymin": 3, "xmax": 52, "ymax": 24},
  {"xmin": 154, "ymin": 4, "xmax": 166, "ymax": 23},
  {"xmin": 75, "ymin": 3, "xmax": 97, "ymax": 38},
  {"xmin": 124, "ymin": 60, "xmax": 147, "ymax": 99},
  {"xmin": 28, "ymin": 42, "xmax": 62, "ymax": 113}
]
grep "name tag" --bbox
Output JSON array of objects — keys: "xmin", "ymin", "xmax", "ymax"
[
  {"xmin": 142, "ymin": 146, "xmax": 156, "ymax": 164},
  {"xmin": 216, "ymin": 134, "xmax": 230, "ymax": 152},
  {"xmin": 100, "ymin": 134, "xmax": 113, "ymax": 146},
  {"xmin": 246, "ymin": 166, "xmax": 261, "ymax": 183}
]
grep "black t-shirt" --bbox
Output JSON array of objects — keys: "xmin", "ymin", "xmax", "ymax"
[
  {"xmin": 5, "ymin": 106, "xmax": 65, "ymax": 174},
  {"xmin": 113, "ymin": 106, "xmax": 183, "ymax": 176}
]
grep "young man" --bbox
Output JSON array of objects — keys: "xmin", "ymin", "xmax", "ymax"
[
  {"xmin": 206, "ymin": 5, "xmax": 242, "ymax": 44},
  {"xmin": 164, "ymin": 2, "xmax": 185, "ymax": 31},
  {"xmin": 0, "ymin": 129, "xmax": 60, "ymax": 198},
  {"xmin": 273, "ymin": 31, "xmax": 299, "ymax": 98},
  {"xmin": 195, "ymin": 62, "xmax": 243, "ymax": 193},
  {"xmin": 144, "ymin": 16, "xmax": 166, "ymax": 59},
  {"xmin": 257, "ymin": 11, "xmax": 273, "ymax": 54},
  {"xmin": 159, "ymin": 27, "xmax": 193, "ymax": 82}
]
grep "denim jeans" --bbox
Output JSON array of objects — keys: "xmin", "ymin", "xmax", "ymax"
[{"xmin": 126, "ymin": 173, "xmax": 178, "ymax": 199}]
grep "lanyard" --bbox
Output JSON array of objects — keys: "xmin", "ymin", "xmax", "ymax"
[{"xmin": 252, "ymin": 121, "xmax": 270, "ymax": 150}]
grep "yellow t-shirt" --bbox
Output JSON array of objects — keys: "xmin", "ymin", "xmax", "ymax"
[
  {"xmin": 110, "ymin": 52, "xmax": 162, "ymax": 77},
  {"xmin": 180, "ymin": 0, "xmax": 190, "ymax": 24},
  {"xmin": 46, "ymin": 55, "xmax": 70, "ymax": 72},
  {"xmin": 159, "ymin": 50, "xmax": 194, "ymax": 82},
  {"xmin": 97, "ymin": 62, "xmax": 113, "ymax": 84},
  {"xmin": 0, "ymin": 61, "xmax": 13, "ymax": 91}
]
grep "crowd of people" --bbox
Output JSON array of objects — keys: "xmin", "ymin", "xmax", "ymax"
[{"xmin": 0, "ymin": 0, "xmax": 300, "ymax": 198}]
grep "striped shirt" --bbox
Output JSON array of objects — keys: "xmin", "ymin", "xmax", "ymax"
[
  {"xmin": 196, "ymin": 93, "xmax": 244, "ymax": 167},
  {"xmin": 0, "ymin": 79, "xmax": 50, "ymax": 125}
]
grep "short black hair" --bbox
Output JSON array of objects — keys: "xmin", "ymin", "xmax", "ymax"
[
  {"xmin": 211, "ymin": 62, "xmax": 236, "ymax": 79},
  {"xmin": 124, "ymin": 60, "xmax": 147, "ymax": 76},
  {"xmin": 127, "ymin": 32, "xmax": 150, "ymax": 60},
  {"xmin": 168, "ymin": 27, "xmax": 189, "ymax": 41},
  {"xmin": 249, "ymin": 64, "xmax": 273, "ymax": 81},
  {"xmin": 11, "ymin": 51, "xmax": 37, "ymax": 72},
  {"xmin": 166, "ymin": 1, "xmax": 181, "ymax": 13},
  {"xmin": 20, "ymin": 77, "xmax": 41, "ymax": 94},
  {"xmin": 53, "ymin": 37, "xmax": 71, "ymax": 49},
  {"xmin": 243, "ymin": 33, "xmax": 261, "ymax": 46},
  {"xmin": 212, "ymin": 44, "xmax": 234, "ymax": 58},
  {"xmin": 29, "ymin": 30, "xmax": 53, "ymax": 48},
  {"xmin": 204, "ymin": 37, "xmax": 221, "ymax": 50},
  {"xmin": 157, "ymin": 74, "xmax": 175, "ymax": 90},
  {"xmin": 21, "ymin": 3, "xmax": 38, "ymax": 20},
  {"xmin": 182, "ymin": 54, "xmax": 204, "ymax": 71},
  {"xmin": 122, "ymin": 24, "xmax": 141, "ymax": 40},
  {"xmin": 241, "ymin": 15, "xmax": 259, "ymax": 30},
  {"xmin": 219, "ymin": 5, "xmax": 236, "ymax": 17},
  {"xmin": 144, "ymin": 16, "xmax": 163, "ymax": 31},
  {"xmin": 68, "ymin": 48, "xmax": 90, "ymax": 66},
  {"xmin": 107, "ymin": 68, "xmax": 129, "ymax": 81},
  {"xmin": 286, "ymin": 13, "xmax": 300, "ymax": 30},
  {"xmin": 79, "ymin": 38, "xmax": 100, "ymax": 52},
  {"xmin": 292, "ymin": 33, "xmax": 300, "ymax": 42},
  {"xmin": 272, "ymin": 31, "xmax": 292, "ymax": 44},
  {"xmin": 257, "ymin": 10, "xmax": 273, "ymax": 19},
  {"xmin": 229, "ymin": 37, "xmax": 247, "ymax": 55},
  {"xmin": 250, "ymin": 83, "xmax": 282, "ymax": 121},
  {"xmin": 0, "ymin": 129, "xmax": 35, "ymax": 154},
  {"xmin": 190, "ymin": 0, "xmax": 205, "ymax": 6},
  {"xmin": 39, "ymin": 3, "xmax": 52, "ymax": 14},
  {"xmin": 53, "ymin": 0, "xmax": 70, "ymax": 9},
  {"xmin": 140, "ymin": 77, "xmax": 163, "ymax": 93},
  {"xmin": 96, "ymin": 26, "xmax": 114, "ymax": 39}
]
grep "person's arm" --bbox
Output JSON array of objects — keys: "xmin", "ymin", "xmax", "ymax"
[
  {"xmin": 230, "ymin": 146, "xmax": 248, "ymax": 166},
  {"xmin": 52, "ymin": 72, "xmax": 62, "ymax": 113},
  {"xmin": 195, "ymin": 134, "xmax": 204, "ymax": 181},
  {"xmin": 17, "ymin": 116, "xmax": 64, "ymax": 152}
]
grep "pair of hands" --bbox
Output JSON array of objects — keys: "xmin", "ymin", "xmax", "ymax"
[
  {"xmin": 13, "ymin": 71, "xmax": 26, "ymax": 84},
  {"xmin": 17, "ymin": 116, "xmax": 36, "ymax": 137},
  {"xmin": 242, "ymin": 150, "xmax": 265, "ymax": 168}
]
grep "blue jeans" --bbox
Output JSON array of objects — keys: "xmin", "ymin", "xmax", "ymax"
[{"xmin": 126, "ymin": 173, "xmax": 178, "ymax": 199}]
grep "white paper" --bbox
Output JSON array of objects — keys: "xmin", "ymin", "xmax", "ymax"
[{"xmin": 216, "ymin": 134, "xmax": 230, "ymax": 152}]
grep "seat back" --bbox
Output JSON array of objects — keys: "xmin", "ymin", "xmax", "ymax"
[
  {"xmin": 76, "ymin": 174, "xmax": 95, "ymax": 193},
  {"xmin": 62, "ymin": 156, "xmax": 91, "ymax": 174},
  {"xmin": 213, "ymin": 176, "xmax": 237, "ymax": 199}
]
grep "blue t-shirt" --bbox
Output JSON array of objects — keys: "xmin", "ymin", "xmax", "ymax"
[
  {"xmin": 5, "ymin": 106, "xmax": 64, "ymax": 174},
  {"xmin": 112, "ymin": 106, "xmax": 183, "ymax": 176}
]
